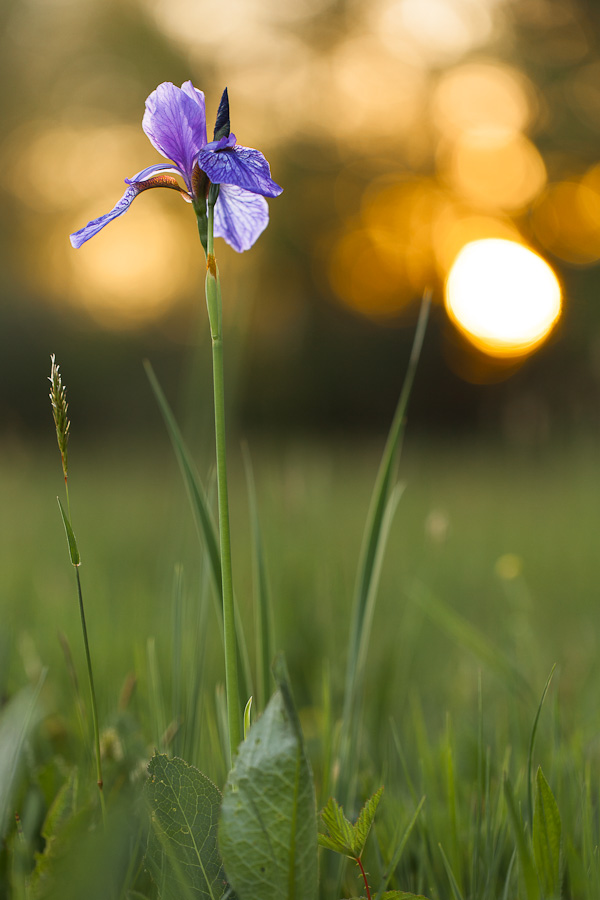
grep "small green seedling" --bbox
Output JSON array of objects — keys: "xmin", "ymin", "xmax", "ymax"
[{"xmin": 319, "ymin": 788, "xmax": 429, "ymax": 900}]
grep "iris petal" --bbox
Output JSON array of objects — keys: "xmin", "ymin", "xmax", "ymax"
[
  {"xmin": 214, "ymin": 184, "xmax": 270, "ymax": 252},
  {"xmin": 197, "ymin": 145, "xmax": 283, "ymax": 198},
  {"xmin": 70, "ymin": 173, "xmax": 188, "ymax": 248},
  {"xmin": 142, "ymin": 82, "xmax": 207, "ymax": 188},
  {"xmin": 70, "ymin": 184, "xmax": 141, "ymax": 248},
  {"xmin": 127, "ymin": 162, "xmax": 184, "ymax": 183}
]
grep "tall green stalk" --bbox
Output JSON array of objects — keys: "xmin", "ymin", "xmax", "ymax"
[
  {"xmin": 50, "ymin": 357, "xmax": 106, "ymax": 825},
  {"xmin": 202, "ymin": 191, "xmax": 241, "ymax": 763}
]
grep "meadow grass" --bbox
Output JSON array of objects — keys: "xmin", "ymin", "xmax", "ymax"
[{"xmin": 2, "ymin": 429, "xmax": 600, "ymax": 898}]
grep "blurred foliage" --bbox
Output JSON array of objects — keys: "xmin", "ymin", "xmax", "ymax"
[{"xmin": 3, "ymin": 0, "xmax": 600, "ymax": 439}]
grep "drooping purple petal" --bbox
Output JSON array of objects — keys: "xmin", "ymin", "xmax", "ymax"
[
  {"xmin": 70, "ymin": 174, "xmax": 188, "ymax": 248},
  {"xmin": 70, "ymin": 184, "xmax": 141, "ymax": 248},
  {"xmin": 197, "ymin": 145, "xmax": 283, "ymax": 198},
  {"xmin": 214, "ymin": 183, "xmax": 270, "ymax": 252},
  {"xmin": 142, "ymin": 82, "xmax": 207, "ymax": 188}
]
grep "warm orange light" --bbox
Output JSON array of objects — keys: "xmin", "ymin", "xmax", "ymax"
[
  {"xmin": 433, "ymin": 62, "xmax": 533, "ymax": 138},
  {"xmin": 446, "ymin": 130, "xmax": 546, "ymax": 211},
  {"xmin": 445, "ymin": 239, "xmax": 561, "ymax": 357},
  {"xmin": 433, "ymin": 210, "xmax": 522, "ymax": 273},
  {"xmin": 328, "ymin": 178, "xmax": 446, "ymax": 320},
  {"xmin": 531, "ymin": 180, "xmax": 600, "ymax": 265}
]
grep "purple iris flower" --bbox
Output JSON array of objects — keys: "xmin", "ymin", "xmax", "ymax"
[{"xmin": 70, "ymin": 82, "xmax": 282, "ymax": 253}]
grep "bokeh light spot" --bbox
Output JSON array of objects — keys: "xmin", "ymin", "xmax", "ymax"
[
  {"xmin": 531, "ymin": 180, "xmax": 600, "ymax": 265},
  {"xmin": 446, "ymin": 130, "xmax": 546, "ymax": 210},
  {"xmin": 445, "ymin": 239, "xmax": 561, "ymax": 357},
  {"xmin": 380, "ymin": 0, "xmax": 494, "ymax": 65},
  {"xmin": 433, "ymin": 62, "xmax": 533, "ymax": 137}
]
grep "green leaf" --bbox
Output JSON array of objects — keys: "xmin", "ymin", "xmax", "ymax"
[
  {"xmin": 31, "ymin": 768, "xmax": 79, "ymax": 892},
  {"xmin": 319, "ymin": 797, "xmax": 356, "ymax": 856},
  {"xmin": 527, "ymin": 666, "xmax": 556, "ymax": 827},
  {"xmin": 353, "ymin": 786, "xmax": 383, "ymax": 857},
  {"xmin": 218, "ymin": 657, "xmax": 318, "ymax": 900},
  {"xmin": 379, "ymin": 893, "xmax": 431, "ymax": 900},
  {"xmin": 533, "ymin": 767, "xmax": 561, "ymax": 897},
  {"xmin": 503, "ymin": 775, "xmax": 540, "ymax": 900},
  {"xmin": 319, "ymin": 788, "xmax": 383, "ymax": 859},
  {"xmin": 145, "ymin": 754, "xmax": 226, "ymax": 900},
  {"xmin": 0, "ymin": 674, "xmax": 45, "ymax": 840},
  {"xmin": 344, "ymin": 893, "xmax": 430, "ymax": 900},
  {"xmin": 57, "ymin": 497, "xmax": 80, "ymax": 566}
]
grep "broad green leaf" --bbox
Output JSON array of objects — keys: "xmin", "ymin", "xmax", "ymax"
[
  {"xmin": 145, "ymin": 754, "xmax": 225, "ymax": 900},
  {"xmin": 57, "ymin": 498, "xmax": 80, "ymax": 566},
  {"xmin": 219, "ymin": 660, "xmax": 318, "ymax": 900},
  {"xmin": 503, "ymin": 775, "xmax": 540, "ymax": 900},
  {"xmin": 0, "ymin": 674, "xmax": 45, "ymax": 840},
  {"xmin": 533, "ymin": 767, "xmax": 561, "ymax": 897}
]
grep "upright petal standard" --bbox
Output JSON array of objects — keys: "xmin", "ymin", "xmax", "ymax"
[{"xmin": 70, "ymin": 82, "xmax": 282, "ymax": 252}]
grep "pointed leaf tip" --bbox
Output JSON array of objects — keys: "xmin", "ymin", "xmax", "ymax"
[
  {"xmin": 214, "ymin": 87, "xmax": 230, "ymax": 140},
  {"xmin": 57, "ymin": 497, "xmax": 80, "ymax": 566}
]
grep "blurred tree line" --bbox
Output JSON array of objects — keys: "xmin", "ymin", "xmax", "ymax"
[{"xmin": 2, "ymin": 0, "xmax": 600, "ymax": 446}]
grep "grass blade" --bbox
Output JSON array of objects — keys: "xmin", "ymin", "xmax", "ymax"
[
  {"xmin": 144, "ymin": 359, "xmax": 252, "ymax": 706},
  {"xmin": 144, "ymin": 360, "xmax": 221, "ymax": 593},
  {"xmin": 409, "ymin": 580, "xmax": 532, "ymax": 701},
  {"xmin": 339, "ymin": 291, "xmax": 431, "ymax": 801},
  {"xmin": 527, "ymin": 664, "xmax": 556, "ymax": 827},
  {"xmin": 375, "ymin": 796, "xmax": 426, "ymax": 899},
  {"xmin": 242, "ymin": 442, "xmax": 274, "ymax": 712},
  {"xmin": 504, "ymin": 774, "xmax": 540, "ymax": 900},
  {"xmin": 532, "ymin": 766, "xmax": 561, "ymax": 897},
  {"xmin": 438, "ymin": 842, "xmax": 465, "ymax": 900}
]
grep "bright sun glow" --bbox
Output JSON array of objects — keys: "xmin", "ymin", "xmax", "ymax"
[{"xmin": 445, "ymin": 238, "xmax": 562, "ymax": 357}]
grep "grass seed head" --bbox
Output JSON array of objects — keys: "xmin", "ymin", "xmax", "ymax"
[{"xmin": 49, "ymin": 354, "xmax": 70, "ymax": 479}]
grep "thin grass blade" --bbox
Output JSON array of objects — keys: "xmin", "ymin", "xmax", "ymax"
[
  {"xmin": 342, "ymin": 291, "xmax": 431, "ymax": 735},
  {"xmin": 504, "ymin": 774, "xmax": 540, "ymax": 900},
  {"xmin": 242, "ymin": 442, "xmax": 273, "ymax": 712},
  {"xmin": 375, "ymin": 795, "xmax": 426, "ymax": 899},
  {"xmin": 409, "ymin": 580, "xmax": 532, "ymax": 700},
  {"xmin": 527, "ymin": 664, "xmax": 556, "ymax": 827},
  {"xmin": 144, "ymin": 360, "xmax": 252, "ymax": 705}
]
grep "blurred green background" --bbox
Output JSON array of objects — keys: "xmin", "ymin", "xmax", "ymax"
[
  {"xmin": 3, "ymin": 0, "xmax": 600, "ymax": 731},
  {"xmin": 3, "ymin": 0, "xmax": 600, "ymax": 441}
]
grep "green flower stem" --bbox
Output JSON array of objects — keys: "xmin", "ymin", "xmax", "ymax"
[{"xmin": 204, "ymin": 195, "xmax": 241, "ymax": 764}]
